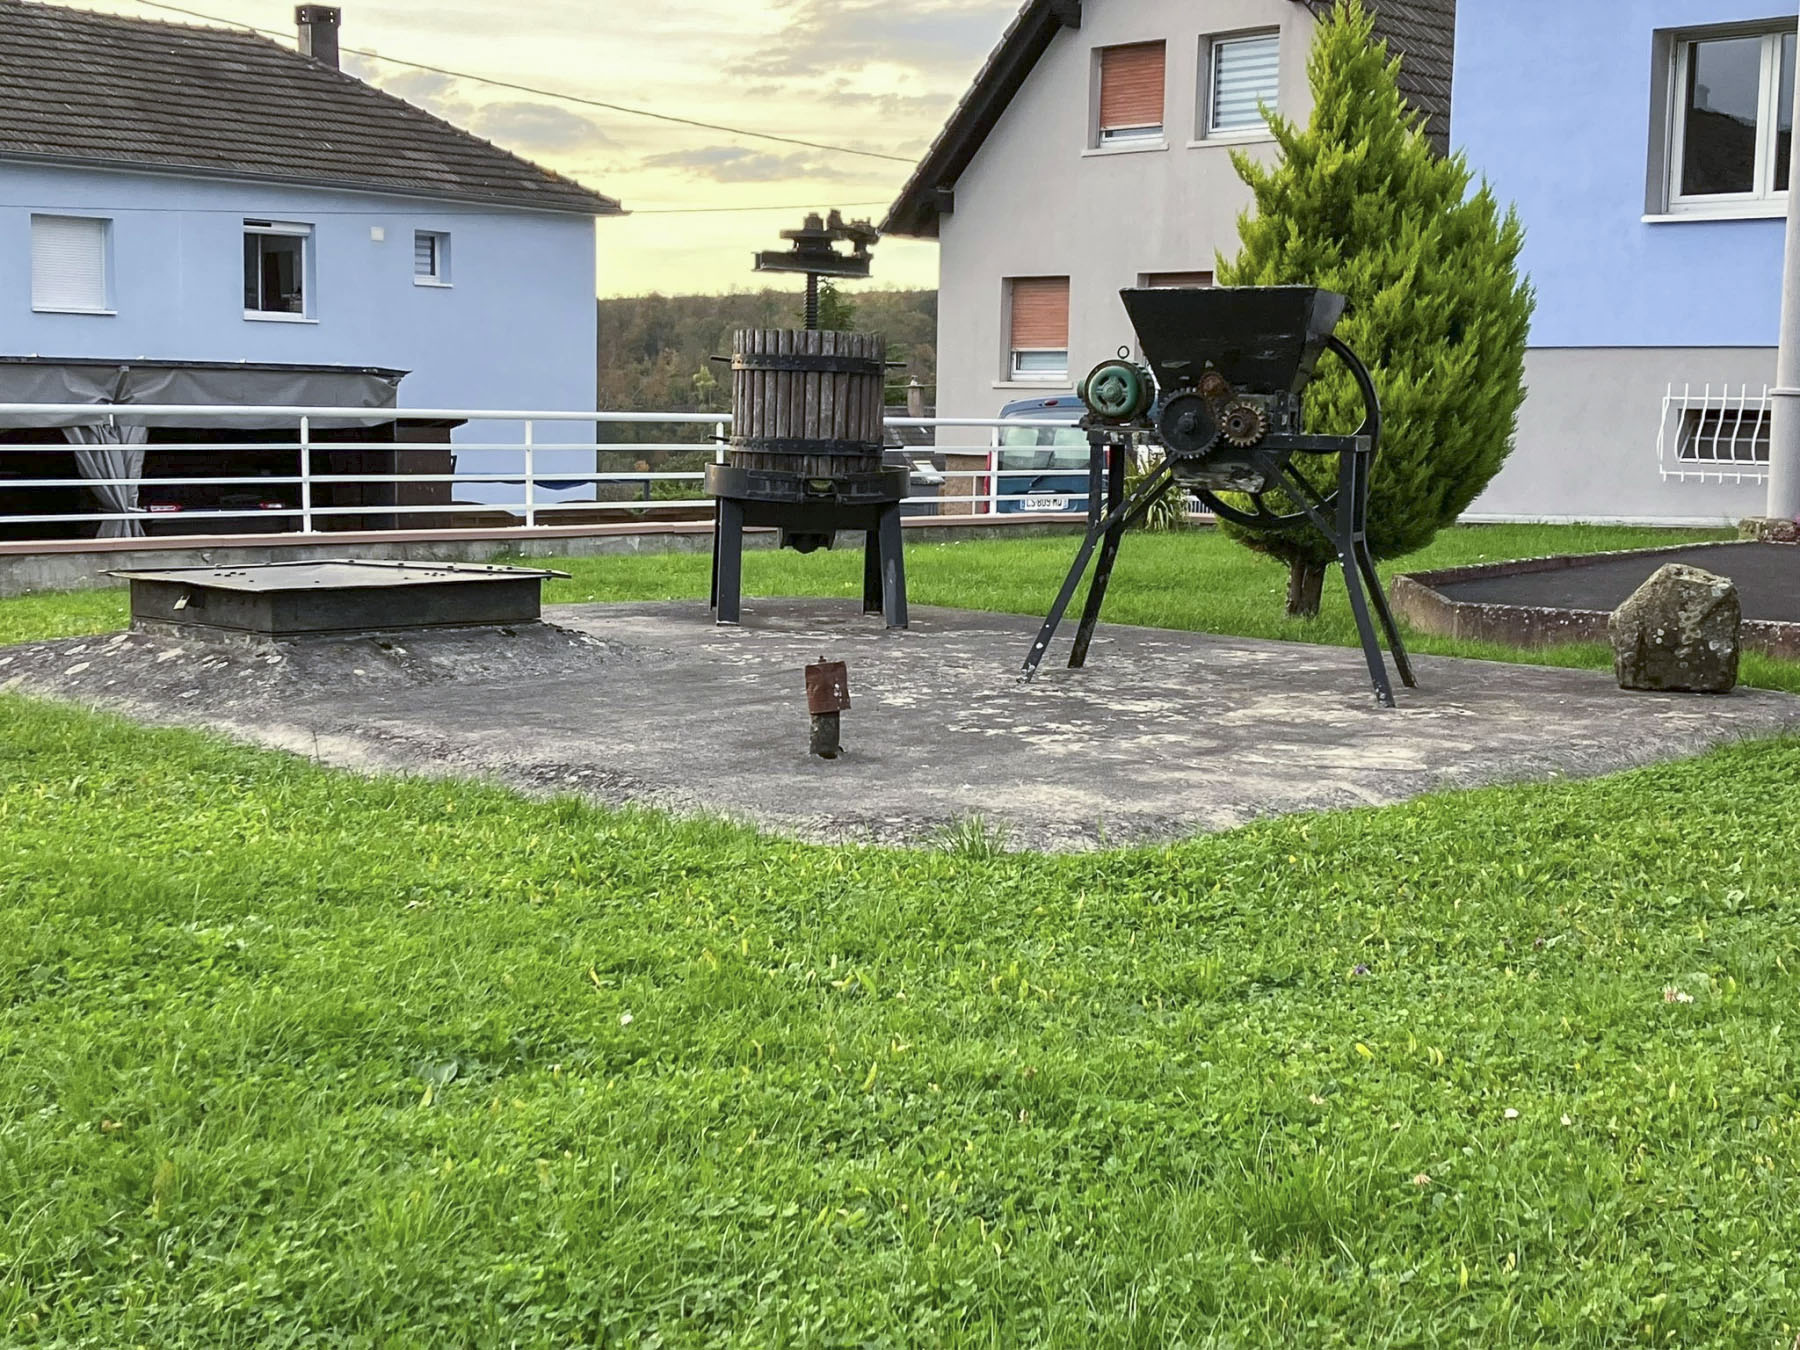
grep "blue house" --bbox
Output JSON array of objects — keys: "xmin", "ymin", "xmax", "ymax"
[
  {"xmin": 0, "ymin": 0, "xmax": 618, "ymax": 536},
  {"xmin": 1457, "ymin": 1, "xmax": 1794, "ymax": 525}
]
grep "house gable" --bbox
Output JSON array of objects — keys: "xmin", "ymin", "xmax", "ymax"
[{"xmin": 884, "ymin": 0, "xmax": 1455, "ymax": 238}]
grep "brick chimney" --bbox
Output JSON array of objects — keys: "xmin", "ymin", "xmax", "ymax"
[
  {"xmin": 296, "ymin": 5, "xmax": 341, "ymax": 68},
  {"xmin": 906, "ymin": 378, "xmax": 927, "ymax": 419}
]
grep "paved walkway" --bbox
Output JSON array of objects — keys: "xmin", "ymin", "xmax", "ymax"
[
  {"xmin": 7, "ymin": 598, "xmax": 1800, "ymax": 850},
  {"xmin": 1433, "ymin": 542, "xmax": 1800, "ymax": 623}
]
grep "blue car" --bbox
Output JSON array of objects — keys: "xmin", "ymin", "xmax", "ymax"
[{"xmin": 992, "ymin": 395, "xmax": 1092, "ymax": 514}]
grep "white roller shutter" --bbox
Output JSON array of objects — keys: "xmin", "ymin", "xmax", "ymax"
[
  {"xmin": 1211, "ymin": 33, "xmax": 1281, "ymax": 134},
  {"xmin": 31, "ymin": 215, "xmax": 109, "ymax": 312}
]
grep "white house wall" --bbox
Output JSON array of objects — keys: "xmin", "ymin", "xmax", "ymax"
[
  {"xmin": 934, "ymin": 0, "xmax": 1316, "ymax": 450},
  {"xmin": 1470, "ymin": 347, "xmax": 1773, "ymax": 526}
]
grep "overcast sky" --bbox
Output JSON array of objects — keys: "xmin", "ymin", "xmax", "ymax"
[{"xmin": 76, "ymin": 0, "xmax": 1018, "ymax": 295}]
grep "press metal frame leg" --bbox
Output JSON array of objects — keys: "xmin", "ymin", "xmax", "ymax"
[
  {"xmin": 876, "ymin": 503, "xmax": 908, "ymax": 630},
  {"xmin": 713, "ymin": 498, "xmax": 744, "ymax": 626},
  {"xmin": 709, "ymin": 501, "xmax": 723, "ymax": 610},
  {"xmin": 1070, "ymin": 436, "xmax": 1130, "ymax": 669},
  {"xmin": 862, "ymin": 527, "xmax": 883, "ymax": 615}
]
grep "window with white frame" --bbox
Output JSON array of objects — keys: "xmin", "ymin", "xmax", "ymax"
[
  {"xmin": 1667, "ymin": 26, "xmax": 1796, "ymax": 211},
  {"xmin": 31, "ymin": 214, "xmax": 111, "ymax": 314},
  {"xmin": 1007, "ymin": 277, "xmax": 1070, "ymax": 381},
  {"xmin": 1205, "ymin": 31, "xmax": 1280, "ymax": 136},
  {"xmin": 414, "ymin": 230, "xmax": 451, "ymax": 285},
  {"xmin": 243, "ymin": 220, "xmax": 312, "ymax": 317}
]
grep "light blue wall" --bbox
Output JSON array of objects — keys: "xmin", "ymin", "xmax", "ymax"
[
  {"xmin": 0, "ymin": 162, "xmax": 597, "ymax": 406},
  {"xmin": 1453, "ymin": 0, "xmax": 1792, "ymax": 349}
]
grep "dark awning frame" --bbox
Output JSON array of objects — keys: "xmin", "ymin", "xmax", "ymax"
[{"xmin": 0, "ymin": 358, "xmax": 407, "ymax": 430}]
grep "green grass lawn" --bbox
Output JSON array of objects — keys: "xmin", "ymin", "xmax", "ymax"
[
  {"xmin": 0, "ymin": 522, "xmax": 1713, "ymax": 651},
  {"xmin": 10, "ymin": 524, "xmax": 1779, "ymax": 687},
  {"xmin": 512, "ymin": 522, "xmax": 1800, "ymax": 695},
  {"xmin": 2, "ymin": 698, "xmax": 1797, "ymax": 1345},
  {"xmin": 4, "ymin": 523, "xmax": 1799, "ymax": 1344}
]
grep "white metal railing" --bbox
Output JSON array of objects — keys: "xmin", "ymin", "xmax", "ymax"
[
  {"xmin": 0, "ymin": 403, "xmax": 1096, "ymax": 540},
  {"xmin": 1657, "ymin": 383, "xmax": 1773, "ymax": 484}
]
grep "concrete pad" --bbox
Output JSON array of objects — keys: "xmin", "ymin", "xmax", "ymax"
[{"xmin": 6, "ymin": 598, "xmax": 1800, "ymax": 851}]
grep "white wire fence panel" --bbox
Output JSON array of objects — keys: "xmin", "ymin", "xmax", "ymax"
[
  {"xmin": 1657, "ymin": 384, "xmax": 1773, "ymax": 484},
  {"xmin": 0, "ymin": 406, "xmax": 1099, "ymax": 537}
]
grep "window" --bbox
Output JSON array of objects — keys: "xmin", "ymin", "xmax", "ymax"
[
  {"xmin": 1143, "ymin": 271, "xmax": 1215, "ymax": 288},
  {"xmin": 998, "ymin": 423, "xmax": 1093, "ymax": 472},
  {"xmin": 31, "ymin": 214, "xmax": 110, "ymax": 313},
  {"xmin": 1668, "ymin": 27, "xmax": 1796, "ymax": 210},
  {"xmin": 1206, "ymin": 31, "xmax": 1280, "ymax": 136},
  {"xmin": 1097, "ymin": 42, "xmax": 1166, "ymax": 143},
  {"xmin": 1676, "ymin": 406, "xmax": 1770, "ymax": 464},
  {"xmin": 414, "ymin": 230, "xmax": 451, "ymax": 285},
  {"xmin": 1008, "ymin": 277, "xmax": 1070, "ymax": 381},
  {"xmin": 243, "ymin": 220, "xmax": 311, "ymax": 317}
]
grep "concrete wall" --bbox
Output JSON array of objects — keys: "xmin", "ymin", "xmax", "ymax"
[
  {"xmin": 934, "ymin": 0, "xmax": 1315, "ymax": 445},
  {"xmin": 0, "ymin": 162, "xmax": 600, "ymax": 500},
  {"xmin": 1471, "ymin": 346, "xmax": 1772, "ymax": 525}
]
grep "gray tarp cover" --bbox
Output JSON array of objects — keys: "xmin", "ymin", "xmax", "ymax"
[{"xmin": 0, "ymin": 362, "xmax": 404, "ymax": 429}]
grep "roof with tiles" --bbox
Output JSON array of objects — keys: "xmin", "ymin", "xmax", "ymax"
[
  {"xmin": 0, "ymin": 0, "xmax": 619, "ymax": 216},
  {"xmin": 885, "ymin": 0, "xmax": 1456, "ymax": 238}
]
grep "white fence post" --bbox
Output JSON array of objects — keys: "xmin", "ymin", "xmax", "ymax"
[
  {"xmin": 299, "ymin": 416, "xmax": 313, "ymax": 534},
  {"xmin": 523, "ymin": 420, "xmax": 536, "ymax": 529}
]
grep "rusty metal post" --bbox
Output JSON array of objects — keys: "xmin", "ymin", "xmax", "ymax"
[{"xmin": 805, "ymin": 658, "xmax": 850, "ymax": 759}]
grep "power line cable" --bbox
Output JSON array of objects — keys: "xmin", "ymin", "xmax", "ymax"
[
  {"xmin": 123, "ymin": 0, "xmax": 917, "ymax": 165},
  {"xmin": 628, "ymin": 202, "xmax": 892, "ymax": 216},
  {"xmin": 21, "ymin": 201, "xmax": 897, "ymax": 217}
]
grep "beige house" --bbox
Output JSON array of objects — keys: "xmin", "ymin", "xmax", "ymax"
[{"xmin": 884, "ymin": 0, "xmax": 1453, "ymax": 503}]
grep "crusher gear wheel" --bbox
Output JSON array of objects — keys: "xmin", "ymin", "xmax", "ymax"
[
  {"xmin": 1154, "ymin": 391, "xmax": 1220, "ymax": 457},
  {"xmin": 1220, "ymin": 399, "xmax": 1271, "ymax": 448}
]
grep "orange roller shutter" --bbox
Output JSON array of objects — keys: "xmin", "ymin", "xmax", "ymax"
[
  {"xmin": 1010, "ymin": 277, "xmax": 1070, "ymax": 350},
  {"xmin": 1099, "ymin": 42, "xmax": 1165, "ymax": 134},
  {"xmin": 1145, "ymin": 271, "xmax": 1214, "ymax": 289}
]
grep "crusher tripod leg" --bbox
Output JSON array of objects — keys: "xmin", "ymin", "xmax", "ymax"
[
  {"xmin": 1069, "ymin": 434, "xmax": 1131, "ymax": 669},
  {"xmin": 1272, "ymin": 448, "xmax": 1413, "ymax": 708},
  {"xmin": 1021, "ymin": 432, "xmax": 1174, "ymax": 682},
  {"xmin": 1343, "ymin": 445, "xmax": 1416, "ymax": 690}
]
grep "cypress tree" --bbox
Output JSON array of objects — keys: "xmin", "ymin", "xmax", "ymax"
[{"xmin": 1215, "ymin": 0, "xmax": 1534, "ymax": 616}]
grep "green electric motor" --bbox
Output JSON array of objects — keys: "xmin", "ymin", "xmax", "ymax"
[{"xmin": 1078, "ymin": 357, "xmax": 1154, "ymax": 423}]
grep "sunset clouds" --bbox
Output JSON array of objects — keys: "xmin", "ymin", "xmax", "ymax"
[{"xmin": 76, "ymin": 0, "xmax": 1012, "ymax": 292}]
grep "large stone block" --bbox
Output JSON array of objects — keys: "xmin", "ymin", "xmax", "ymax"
[
  {"xmin": 1738, "ymin": 517, "xmax": 1800, "ymax": 544},
  {"xmin": 1610, "ymin": 563, "xmax": 1741, "ymax": 694}
]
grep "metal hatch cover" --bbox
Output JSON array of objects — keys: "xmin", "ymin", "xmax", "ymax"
[{"xmin": 107, "ymin": 560, "xmax": 570, "ymax": 639}]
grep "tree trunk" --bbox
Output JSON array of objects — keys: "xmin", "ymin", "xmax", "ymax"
[{"xmin": 1286, "ymin": 560, "xmax": 1327, "ymax": 618}]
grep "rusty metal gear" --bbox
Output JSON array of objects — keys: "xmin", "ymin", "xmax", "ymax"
[{"xmin": 1219, "ymin": 399, "xmax": 1271, "ymax": 448}]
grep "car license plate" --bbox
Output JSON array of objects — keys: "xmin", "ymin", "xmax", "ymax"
[{"xmin": 1021, "ymin": 494, "xmax": 1070, "ymax": 513}]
